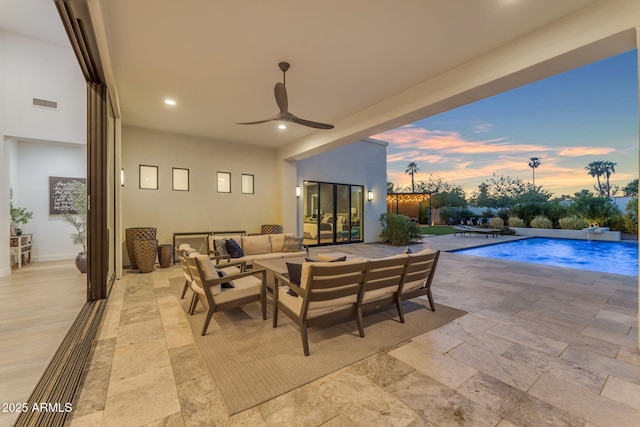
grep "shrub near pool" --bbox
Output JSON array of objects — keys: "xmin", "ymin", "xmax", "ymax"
[
  {"xmin": 558, "ymin": 215, "xmax": 588, "ymax": 230},
  {"xmin": 380, "ymin": 213, "xmax": 422, "ymax": 245},
  {"xmin": 531, "ymin": 215, "xmax": 553, "ymax": 229}
]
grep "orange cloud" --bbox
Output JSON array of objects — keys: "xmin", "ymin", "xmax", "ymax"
[
  {"xmin": 380, "ymin": 123, "xmax": 636, "ymax": 197},
  {"xmin": 556, "ymin": 147, "xmax": 616, "ymax": 156},
  {"xmin": 375, "ymin": 126, "xmax": 553, "ymax": 155}
]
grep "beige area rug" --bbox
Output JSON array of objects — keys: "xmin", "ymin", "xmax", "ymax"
[{"xmin": 170, "ymin": 277, "xmax": 466, "ymax": 415}]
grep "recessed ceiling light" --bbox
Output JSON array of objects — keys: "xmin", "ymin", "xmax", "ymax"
[
  {"xmin": 164, "ymin": 99, "xmax": 176, "ymax": 106},
  {"xmin": 278, "ymin": 124, "xmax": 286, "ymax": 129}
]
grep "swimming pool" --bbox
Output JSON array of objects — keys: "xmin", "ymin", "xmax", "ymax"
[{"xmin": 452, "ymin": 237, "xmax": 638, "ymax": 276}]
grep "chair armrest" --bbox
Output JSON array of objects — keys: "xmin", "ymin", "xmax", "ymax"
[
  {"xmin": 213, "ymin": 258, "xmax": 246, "ymax": 271},
  {"xmin": 202, "ymin": 267, "xmax": 266, "ymax": 288},
  {"xmin": 209, "ymin": 253, "xmax": 231, "ymax": 264}
]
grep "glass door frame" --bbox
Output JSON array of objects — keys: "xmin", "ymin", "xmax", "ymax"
[{"xmin": 302, "ymin": 180, "xmax": 364, "ymax": 247}]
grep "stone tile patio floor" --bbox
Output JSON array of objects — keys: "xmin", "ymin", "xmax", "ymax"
[{"xmin": 67, "ymin": 234, "xmax": 639, "ymax": 426}]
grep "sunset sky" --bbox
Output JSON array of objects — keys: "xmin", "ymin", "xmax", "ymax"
[{"xmin": 375, "ymin": 49, "xmax": 638, "ymax": 198}]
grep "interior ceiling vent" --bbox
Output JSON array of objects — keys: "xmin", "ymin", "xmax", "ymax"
[{"xmin": 32, "ymin": 98, "xmax": 58, "ymax": 110}]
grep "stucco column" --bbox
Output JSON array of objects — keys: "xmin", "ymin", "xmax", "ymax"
[
  {"xmin": 279, "ymin": 158, "xmax": 298, "ymax": 235},
  {"xmin": 0, "ymin": 139, "xmax": 10, "ymax": 276}
]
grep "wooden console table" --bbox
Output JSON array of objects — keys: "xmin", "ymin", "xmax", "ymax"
[{"xmin": 10, "ymin": 233, "xmax": 32, "ymax": 269}]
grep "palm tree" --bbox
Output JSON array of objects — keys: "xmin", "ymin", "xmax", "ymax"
[
  {"xmin": 527, "ymin": 157, "xmax": 541, "ymax": 187},
  {"xmin": 585, "ymin": 161, "xmax": 606, "ymax": 197},
  {"xmin": 405, "ymin": 162, "xmax": 419, "ymax": 192},
  {"xmin": 601, "ymin": 160, "xmax": 617, "ymax": 197}
]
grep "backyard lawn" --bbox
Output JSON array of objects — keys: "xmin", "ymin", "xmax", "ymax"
[{"xmin": 420, "ymin": 225, "xmax": 456, "ymax": 236}]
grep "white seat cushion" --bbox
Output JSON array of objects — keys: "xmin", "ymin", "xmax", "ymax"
[
  {"xmin": 212, "ymin": 275, "xmax": 262, "ymax": 304},
  {"xmin": 277, "ymin": 286, "xmax": 357, "ymax": 319}
]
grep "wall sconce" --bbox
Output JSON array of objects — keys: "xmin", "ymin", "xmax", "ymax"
[
  {"xmin": 121, "ymin": 168, "xmax": 125, "ymax": 186},
  {"xmin": 296, "ymin": 186, "xmax": 301, "ymax": 198},
  {"xmin": 367, "ymin": 190, "xmax": 374, "ymax": 201}
]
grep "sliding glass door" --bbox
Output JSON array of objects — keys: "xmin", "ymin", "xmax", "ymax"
[{"xmin": 302, "ymin": 181, "xmax": 364, "ymax": 246}]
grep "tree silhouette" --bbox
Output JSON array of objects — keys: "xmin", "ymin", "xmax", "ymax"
[
  {"xmin": 585, "ymin": 161, "xmax": 617, "ymax": 197},
  {"xmin": 601, "ymin": 161, "xmax": 617, "ymax": 197},
  {"xmin": 585, "ymin": 161, "xmax": 605, "ymax": 196},
  {"xmin": 527, "ymin": 157, "xmax": 541, "ymax": 188},
  {"xmin": 622, "ymin": 179, "xmax": 638, "ymax": 197},
  {"xmin": 405, "ymin": 162, "xmax": 419, "ymax": 192}
]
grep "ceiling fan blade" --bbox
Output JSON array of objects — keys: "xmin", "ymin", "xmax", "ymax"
[
  {"xmin": 236, "ymin": 119, "xmax": 275, "ymax": 125},
  {"xmin": 288, "ymin": 114, "xmax": 335, "ymax": 130},
  {"xmin": 236, "ymin": 112, "xmax": 285, "ymax": 125},
  {"xmin": 237, "ymin": 62, "xmax": 333, "ymax": 130},
  {"xmin": 274, "ymin": 82, "xmax": 288, "ymax": 114}
]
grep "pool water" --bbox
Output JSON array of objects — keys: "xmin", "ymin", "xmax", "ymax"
[{"xmin": 452, "ymin": 237, "xmax": 638, "ymax": 276}]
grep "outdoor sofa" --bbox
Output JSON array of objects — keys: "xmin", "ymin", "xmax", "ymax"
[
  {"xmin": 208, "ymin": 233, "xmax": 307, "ymax": 267},
  {"xmin": 272, "ymin": 248, "xmax": 440, "ymax": 355}
]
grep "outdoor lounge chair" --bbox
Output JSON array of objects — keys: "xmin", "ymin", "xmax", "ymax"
[
  {"xmin": 186, "ymin": 254, "xmax": 266, "ymax": 335},
  {"xmin": 273, "ymin": 260, "xmax": 368, "ymax": 356},
  {"xmin": 452, "ymin": 225, "xmax": 499, "ymax": 238}
]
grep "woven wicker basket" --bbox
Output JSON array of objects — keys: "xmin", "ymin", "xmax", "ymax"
[
  {"xmin": 134, "ymin": 239, "xmax": 157, "ymax": 273},
  {"xmin": 157, "ymin": 244, "xmax": 173, "ymax": 268},
  {"xmin": 126, "ymin": 227, "xmax": 157, "ymax": 268}
]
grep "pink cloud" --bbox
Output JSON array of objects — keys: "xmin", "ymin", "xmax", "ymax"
[
  {"xmin": 381, "ymin": 124, "xmax": 635, "ymax": 197},
  {"xmin": 376, "ymin": 126, "xmax": 552, "ymax": 155},
  {"xmin": 556, "ymin": 147, "xmax": 616, "ymax": 156}
]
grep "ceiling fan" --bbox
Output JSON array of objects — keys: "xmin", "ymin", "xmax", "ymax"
[{"xmin": 237, "ymin": 62, "xmax": 334, "ymax": 130}]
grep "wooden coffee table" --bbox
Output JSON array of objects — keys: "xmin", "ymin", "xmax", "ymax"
[{"xmin": 253, "ymin": 257, "xmax": 306, "ymax": 305}]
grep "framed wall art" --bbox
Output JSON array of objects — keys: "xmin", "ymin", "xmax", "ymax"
[
  {"xmin": 139, "ymin": 165, "xmax": 158, "ymax": 190},
  {"xmin": 172, "ymin": 167, "xmax": 189, "ymax": 191},
  {"xmin": 241, "ymin": 174, "xmax": 254, "ymax": 194},
  {"xmin": 49, "ymin": 176, "xmax": 86, "ymax": 214},
  {"xmin": 217, "ymin": 171, "xmax": 231, "ymax": 193}
]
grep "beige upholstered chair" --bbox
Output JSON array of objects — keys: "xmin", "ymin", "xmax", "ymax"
[
  {"xmin": 358, "ymin": 256, "xmax": 409, "ymax": 331},
  {"xmin": 273, "ymin": 260, "xmax": 368, "ymax": 356},
  {"xmin": 398, "ymin": 249, "xmax": 440, "ymax": 319},
  {"xmin": 186, "ymin": 254, "xmax": 266, "ymax": 336}
]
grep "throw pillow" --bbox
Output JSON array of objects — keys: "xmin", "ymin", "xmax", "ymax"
[
  {"xmin": 225, "ymin": 239, "xmax": 244, "ymax": 258},
  {"xmin": 282, "ymin": 235, "xmax": 303, "ymax": 252},
  {"xmin": 217, "ymin": 269, "xmax": 235, "ymax": 288},
  {"xmin": 214, "ymin": 238, "xmax": 229, "ymax": 256},
  {"xmin": 285, "ymin": 262, "xmax": 303, "ymax": 296}
]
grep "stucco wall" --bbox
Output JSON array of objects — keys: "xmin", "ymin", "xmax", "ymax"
[
  {"xmin": 0, "ymin": 31, "xmax": 86, "ymax": 275},
  {"xmin": 120, "ymin": 125, "xmax": 280, "ymax": 265},
  {"xmin": 11, "ymin": 139, "xmax": 87, "ymax": 261},
  {"xmin": 0, "ymin": 31, "xmax": 86, "ymax": 143},
  {"xmin": 296, "ymin": 139, "xmax": 387, "ymax": 243}
]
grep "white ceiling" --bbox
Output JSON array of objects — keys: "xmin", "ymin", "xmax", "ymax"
[{"xmin": 2, "ymin": 0, "xmax": 602, "ymax": 149}]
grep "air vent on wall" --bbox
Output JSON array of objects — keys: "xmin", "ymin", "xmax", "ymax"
[{"xmin": 32, "ymin": 98, "xmax": 59, "ymax": 110}]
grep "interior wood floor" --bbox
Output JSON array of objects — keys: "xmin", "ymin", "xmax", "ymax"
[{"xmin": 0, "ymin": 260, "xmax": 86, "ymax": 427}]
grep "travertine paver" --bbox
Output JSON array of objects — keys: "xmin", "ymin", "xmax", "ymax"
[{"xmin": 68, "ymin": 235, "xmax": 639, "ymax": 426}]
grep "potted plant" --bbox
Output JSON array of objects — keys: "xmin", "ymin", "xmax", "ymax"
[
  {"xmin": 9, "ymin": 202, "xmax": 33, "ymax": 235},
  {"xmin": 62, "ymin": 181, "xmax": 87, "ymax": 273}
]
